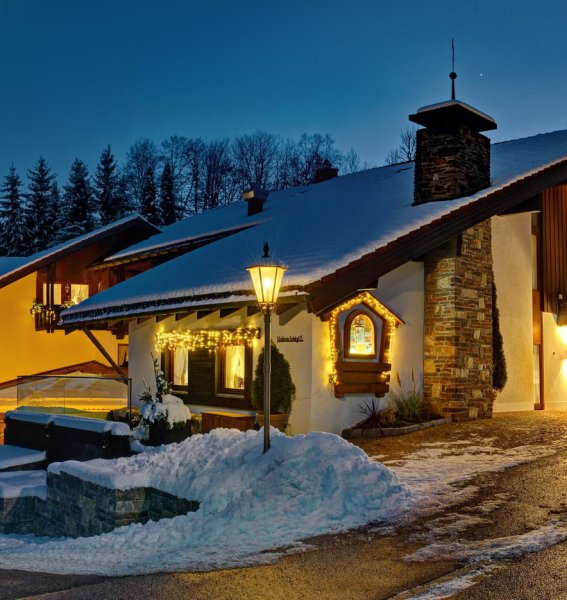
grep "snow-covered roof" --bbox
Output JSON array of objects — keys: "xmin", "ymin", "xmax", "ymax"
[
  {"xmin": 106, "ymin": 206, "xmax": 265, "ymax": 262},
  {"xmin": 0, "ymin": 214, "xmax": 159, "ymax": 289},
  {"xmin": 61, "ymin": 129, "xmax": 567, "ymax": 324}
]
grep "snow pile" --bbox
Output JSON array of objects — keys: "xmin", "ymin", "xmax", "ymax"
[
  {"xmin": 52, "ymin": 415, "xmax": 130, "ymax": 436},
  {"xmin": 0, "ymin": 446, "xmax": 46, "ymax": 470},
  {"xmin": 0, "ymin": 471, "xmax": 46, "ymax": 499},
  {"xmin": 0, "ymin": 428, "xmax": 406, "ymax": 575}
]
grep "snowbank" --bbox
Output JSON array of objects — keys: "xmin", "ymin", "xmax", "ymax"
[{"xmin": 0, "ymin": 428, "xmax": 406, "ymax": 575}]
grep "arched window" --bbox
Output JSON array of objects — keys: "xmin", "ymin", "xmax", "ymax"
[{"xmin": 345, "ymin": 311, "xmax": 378, "ymax": 358}]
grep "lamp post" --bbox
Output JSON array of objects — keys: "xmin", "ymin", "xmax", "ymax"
[{"xmin": 247, "ymin": 243, "xmax": 287, "ymax": 453}]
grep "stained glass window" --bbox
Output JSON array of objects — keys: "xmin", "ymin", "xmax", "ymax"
[{"xmin": 347, "ymin": 313, "xmax": 375, "ymax": 356}]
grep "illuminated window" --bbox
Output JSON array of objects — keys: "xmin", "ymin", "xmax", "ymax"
[
  {"xmin": 70, "ymin": 284, "xmax": 89, "ymax": 304},
  {"xmin": 42, "ymin": 283, "xmax": 62, "ymax": 305},
  {"xmin": 173, "ymin": 348, "xmax": 189, "ymax": 386},
  {"xmin": 222, "ymin": 345, "xmax": 245, "ymax": 391},
  {"xmin": 345, "ymin": 311, "xmax": 379, "ymax": 358}
]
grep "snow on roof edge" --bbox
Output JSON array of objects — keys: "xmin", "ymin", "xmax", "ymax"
[{"xmin": 0, "ymin": 214, "xmax": 159, "ymax": 285}]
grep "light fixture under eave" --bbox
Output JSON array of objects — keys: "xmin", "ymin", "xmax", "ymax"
[
  {"xmin": 246, "ymin": 243, "xmax": 288, "ymax": 307},
  {"xmin": 558, "ymin": 294, "xmax": 567, "ymax": 327}
]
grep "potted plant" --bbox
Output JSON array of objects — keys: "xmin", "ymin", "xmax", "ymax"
[
  {"xmin": 252, "ymin": 343, "xmax": 296, "ymax": 432},
  {"xmin": 138, "ymin": 355, "xmax": 192, "ymax": 446}
]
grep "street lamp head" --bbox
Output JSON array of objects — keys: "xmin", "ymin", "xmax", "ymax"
[{"xmin": 247, "ymin": 243, "xmax": 288, "ymax": 308}]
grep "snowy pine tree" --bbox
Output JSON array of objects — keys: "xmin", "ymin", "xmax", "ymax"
[
  {"xmin": 140, "ymin": 166, "xmax": 159, "ymax": 224},
  {"xmin": 159, "ymin": 162, "xmax": 177, "ymax": 225},
  {"xmin": 56, "ymin": 159, "xmax": 95, "ymax": 243},
  {"xmin": 0, "ymin": 165, "xmax": 30, "ymax": 255},
  {"xmin": 94, "ymin": 145, "xmax": 120, "ymax": 225},
  {"xmin": 26, "ymin": 157, "xmax": 58, "ymax": 252}
]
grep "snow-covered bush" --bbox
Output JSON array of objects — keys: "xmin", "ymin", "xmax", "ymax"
[{"xmin": 137, "ymin": 355, "xmax": 191, "ymax": 443}]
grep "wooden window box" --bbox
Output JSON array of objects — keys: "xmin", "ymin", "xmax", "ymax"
[{"xmin": 334, "ymin": 360, "xmax": 391, "ymax": 398}]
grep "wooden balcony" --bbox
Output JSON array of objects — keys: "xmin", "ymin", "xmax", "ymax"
[{"xmin": 33, "ymin": 305, "xmax": 63, "ymax": 332}]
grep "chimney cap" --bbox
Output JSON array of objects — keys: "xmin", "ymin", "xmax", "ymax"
[
  {"xmin": 314, "ymin": 161, "xmax": 339, "ymax": 183},
  {"xmin": 242, "ymin": 186, "xmax": 269, "ymax": 201},
  {"xmin": 409, "ymin": 99, "xmax": 496, "ymax": 132}
]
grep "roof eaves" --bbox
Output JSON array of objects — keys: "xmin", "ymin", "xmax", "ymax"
[{"xmin": 308, "ymin": 156, "xmax": 567, "ymax": 315}]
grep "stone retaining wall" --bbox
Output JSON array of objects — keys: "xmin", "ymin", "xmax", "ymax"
[
  {"xmin": 0, "ymin": 495, "xmax": 39, "ymax": 534},
  {"xmin": 36, "ymin": 471, "xmax": 198, "ymax": 538}
]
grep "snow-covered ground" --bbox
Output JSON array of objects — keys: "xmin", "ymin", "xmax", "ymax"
[
  {"xmin": 0, "ymin": 429, "xmax": 404, "ymax": 575},
  {"xmin": 0, "ymin": 427, "xmax": 564, "ymax": 583}
]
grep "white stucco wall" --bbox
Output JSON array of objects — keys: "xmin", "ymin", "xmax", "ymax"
[
  {"xmin": 377, "ymin": 261, "xmax": 424, "ymax": 389},
  {"xmin": 127, "ymin": 261, "xmax": 423, "ymax": 435},
  {"xmin": 491, "ymin": 214, "xmax": 535, "ymax": 412},
  {"xmin": 306, "ymin": 261, "xmax": 424, "ymax": 435}
]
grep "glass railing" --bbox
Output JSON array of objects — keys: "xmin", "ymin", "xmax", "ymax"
[{"xmin": 15, "ymin": 374, "xmax": 132, "ymax": 421}]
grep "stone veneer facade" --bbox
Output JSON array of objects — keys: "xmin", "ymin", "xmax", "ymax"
[
  {"xmin": 423, "ymin": 220, "xmax": 494, "ymax": 419},
  {"xmin": 414, "ymin": 124, "xmax": 490, "ymax": 204},
  {"xmin": 36, "ymin": 472, "xmax": 199, "ymax": 538}
]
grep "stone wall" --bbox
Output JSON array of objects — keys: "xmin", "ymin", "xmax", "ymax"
[
  {"xmin": 0, "ymin": 495, "xmax": 39, "ymax": 534},
  {"xmin": 414, "ymin": 124, "xmax": 490, "ymax": 204},
  {"xmin": 36, "ymin": 472, "xmax": 198, "ymax": 538},
  {"xmin": 423, "ymin": 220, "xmax": 494, "ymax": 418}
]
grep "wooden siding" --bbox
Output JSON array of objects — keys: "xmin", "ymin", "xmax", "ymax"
[{"xmin": 542, "ymin": 185, "xmax": 567, "ymax": 313}]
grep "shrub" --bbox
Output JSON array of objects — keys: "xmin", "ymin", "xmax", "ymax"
[
  {"xmin": 358, "ymin": 398, "xmax": 384, "ymax": 431},
  {"xmin": 252, "ymin": 344, "xmax": 296, "ymax": 414},
  {"xmin": 388, "ymin": 370, "xmax": 425, "ymax": 424}
]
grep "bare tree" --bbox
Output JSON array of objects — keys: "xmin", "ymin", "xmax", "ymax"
[
  {"xmin": 199, "ymin": 139, "xmax": 236, "ymax": 212},
  {"xmin": 232, "ymin": 131, "xmax": 279, "ymax": 191},
  {"xmin": 385, "ymin": 125, "xmax": 417, "ymax": 165},
  {"xmin": 124, "ymin": 138, "xmax": 159, "ymax": 207}
]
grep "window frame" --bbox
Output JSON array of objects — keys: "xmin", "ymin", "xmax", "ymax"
[{"xmin": 343, "ymin": 309, "xmax": 383, "ymax": 360}]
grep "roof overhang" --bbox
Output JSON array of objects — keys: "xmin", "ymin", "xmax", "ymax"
[{"xmin": 307, "ymin": 157, "xmax": 567, "ymax": 316}]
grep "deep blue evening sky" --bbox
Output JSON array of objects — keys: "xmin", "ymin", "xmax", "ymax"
[{"xmin": 1, "ymin": 0, "xmax": 566, "ymax": 180}]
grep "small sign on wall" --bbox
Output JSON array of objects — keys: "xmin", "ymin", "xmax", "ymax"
[{"xmin": 277, "ymin": 335, "xmax": 304, "ymax": 343}]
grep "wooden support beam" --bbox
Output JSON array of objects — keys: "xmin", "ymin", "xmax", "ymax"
[
  {"xmin": 156, "ymin": 314, "xmax": 169, "ymax": 323},
  {"xmin": 196, "ymin": 309, "xmax": 214, "ymax": 320},
  {"xmin": 175, "ymin": 312, "xmax": 193, "ymax": 321},
  {"xmin": 81, "ymin": 328, "xmax": 125, "ymax": 377},
  {"xmin": 247, "ymin": 306, "xmax": 261, "ymax": 317},
  {"xmin": 219, "ymin": 307, "xmax": 238, "ymax": 319},
  {"xmin": 276, "ymin": 303, "xmax": 298, "ymax": 316},
  {"xmin": 137, "ymin": 317, "xmax": 151, "ymax": 325}
]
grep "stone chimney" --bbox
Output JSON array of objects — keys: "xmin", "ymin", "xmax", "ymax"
[
  {"xmin": 410, "ymin": 100, "xmax": 497, "ymax": 205},
  {"xmin": 314, "ymin": 160, "xmax": 339, "ymax": 183},
  {"xmin": 242, "ymin": 186, "xmax": 269, "ymax": 216}
]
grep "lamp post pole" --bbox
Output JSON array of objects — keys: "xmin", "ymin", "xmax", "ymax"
[
  {"xmin": 247, "ymin": 242, "xmax": 287, "ymax": 455},
  {"xmin": 263, "ymin": 305, "xmax": 272, "ymax": 453}
]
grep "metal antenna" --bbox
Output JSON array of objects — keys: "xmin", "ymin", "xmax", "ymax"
[{"xmin": 450, "ymin": 38, "xmax": 457, "ymax": 100}]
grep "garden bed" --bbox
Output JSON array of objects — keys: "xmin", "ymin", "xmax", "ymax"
[{"xmin": 342, "ymin": 416, "xmax": 452, "ymax": 439}]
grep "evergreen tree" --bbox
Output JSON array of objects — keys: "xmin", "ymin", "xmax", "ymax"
[
  {"xmin": 57, "ymin": 159, "xmax": 95, "ymax": 243},
  {"xmin": 94, "ymin": 145, "xmax": 120, "ymax": 225},
  {"xmin": 0, "ymin": 165, "xmax": 30, "ymax": 255},
  {"xmin": 26, "ymin": 157, "xmax": 58, "ymax": 252},
  {"xmin": 159, "ymin": 162, "xmax": 177, "ymax": 225},
  {"xmin": 140, "ymin": 166, "xmax": 159, "ymax": 224},
  {"xmin": 114, "ymin": 173, "xmax": 132, "ymax": 219}
]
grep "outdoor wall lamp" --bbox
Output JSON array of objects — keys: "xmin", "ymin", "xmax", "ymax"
[
  {"xmin": 557, "ymin": 293, "xmax": 567, "ymax": 327},
  {"xmin": 247, "ymin": 243, "xmax": 287, "ymax": 453}
]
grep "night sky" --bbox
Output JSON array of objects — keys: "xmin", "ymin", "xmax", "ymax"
[{"xmin": 1, "ymin": 0, "xmax": 566, "ymax": 179}]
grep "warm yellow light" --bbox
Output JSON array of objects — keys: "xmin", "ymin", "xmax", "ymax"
[
  {"xmin": 247, "ymin": 244, "xmax": 287, "ymax": 307},
  {"xmin": 559, "ymin": 326, "xmax": 567, "ymax": 345},
  {"xmin": 156, "ymin": 328, "xmax": 261, "ymax": 352}
]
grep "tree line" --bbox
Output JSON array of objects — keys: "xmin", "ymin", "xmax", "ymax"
[{"xmin": 0, "ymin": 131, "xmax": 362, "ymax": 256}]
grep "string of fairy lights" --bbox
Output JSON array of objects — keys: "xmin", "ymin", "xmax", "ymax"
[
  {"xmin": 328, "ymin": 292, "xmax": 401, "ymax": 383},
  {"xmin": 155, "ymin": 328, "xmax": 261, "ymax": 352}
]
